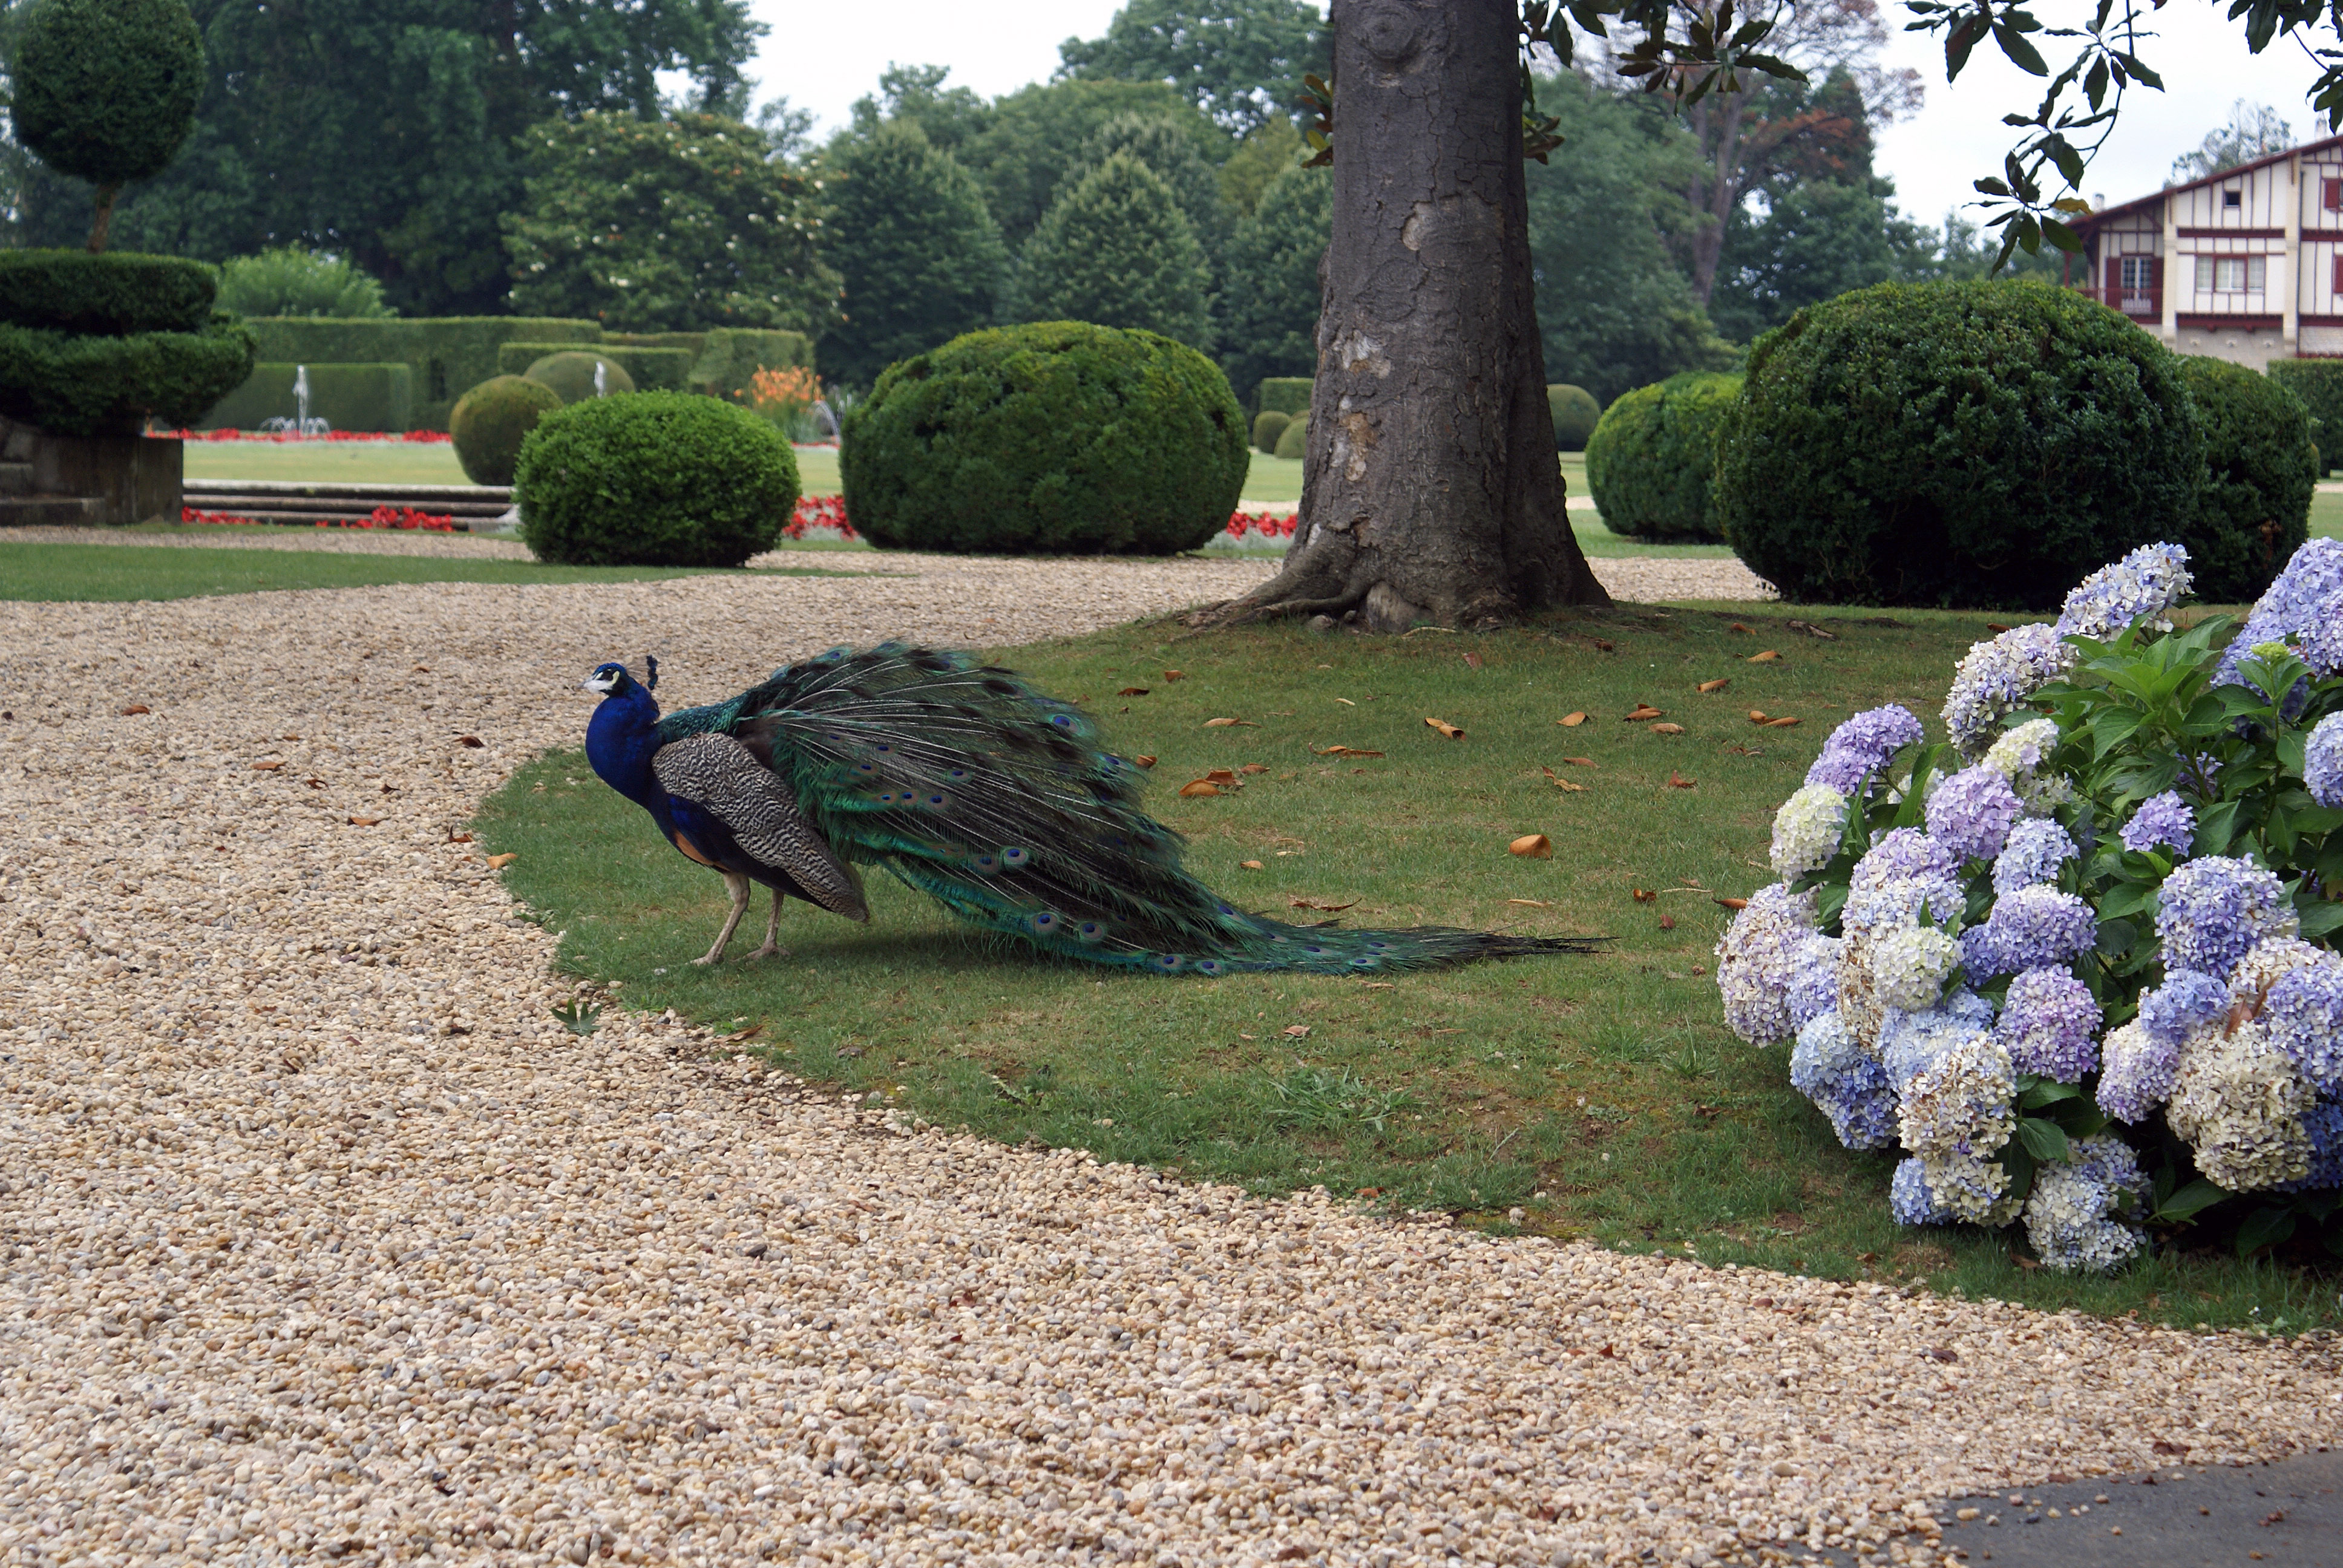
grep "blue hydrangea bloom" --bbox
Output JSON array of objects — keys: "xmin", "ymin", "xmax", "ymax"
[
  {"xmin": 1926, "ymin": 766, "xmax": 2025, "ymax": 863},
  {"xmin": 2054, "ymin": 542, "xmax": 2192, "ymax": 641},
  {"xmin": 1790, "ymin": 1011, "xmax": 1898, "ymax": 1150},
  {"xmin": 2119, "ymin": 791, "xmax": 2195, "ymax": 857},
  {"xmin": 1785, "ymin": 933, "xmax": 1842, "ymax": 1031},
  {"xmin": 2214, "ymin": 537, "xmax": 2343, "ymax": 691},
  {"xmin": 1890, "ymin": 1158, "xmax": 1947, "ymax": 1225},
  {"xmin": 2261, "ymin": 957, "xmax": 2343, "ymax": 1096},
  {"xmin": 2096, "ymin": 1022, "xmax": 2178, "ymax": 1123},
  {"xmin": 1851, "ymin": 828, "xmax": 1958, "ymax": 890},
  {"xmin": 2305, "ymin": 713, "xmax": 2343, "ymax": 809},
  {"xmin": 1991, "ymin": 818, "xmax": 2077, "ymax": 895},
  {"xmin": 2154, "ymin": 855, "xmax": 2298, "ymax": 979},
  {"xmin": 1996, "ymin": 967, "xmax": 2103, "ymax": 1081},
  {"xmin": 1944, "ymin": 624, "xmax": 2075, "ymax": 754},
  {"xmin": 1961, "ymin": 886, "xmax": 2096, "ymax": 979},
  {"xmin": 1806, "ymin": 705, "xmax": 1925, "ymax": 794},
  {"xmin": 2023, "ymin": 1136, "xmax": 2148, "ymax": 1273},
  {"xmin": 1878, "ymin": 988, "xmax": 1997, "ymax": 1093},
  {"xmin": 2279, "ymin": 1101, "xmax": 2343, "ymax": 1192}
]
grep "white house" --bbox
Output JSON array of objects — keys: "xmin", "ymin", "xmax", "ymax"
[{"xmin": 2071, "ymin": 132, "xmax": 2343, "ymax": 368}]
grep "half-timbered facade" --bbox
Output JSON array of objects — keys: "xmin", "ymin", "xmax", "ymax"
[{"xmin": 2070, "ymin": 133, "xmax": 2343, "ymax": 367}]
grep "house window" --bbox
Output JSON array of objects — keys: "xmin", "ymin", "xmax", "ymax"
[
  {"xmin": 2207, "ymin": 255, "xmax": 2267, "ymax": 293},
  {"xmin": 2119, "ymin": 256, "xmax": 2155, "ymax": 292},
  {"xmin": 2327, "ymin": 177, "xmax": 2343, "ymax": 212},
  {"xmin": 2224, "ymin": 188, "xmax": 2243, "ymax": 209},
  {"xmin": 2334, "ymin": 253, "xmax": 2343, "ymax": 293}
]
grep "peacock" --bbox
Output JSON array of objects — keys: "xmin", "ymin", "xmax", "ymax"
[{"xmin": 580, "ymin": 643, "xmax": 1603, "ymax": 972}]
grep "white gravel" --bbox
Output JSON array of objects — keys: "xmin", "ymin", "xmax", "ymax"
[{"xmin": 2, "ymin": 549, "xmax": 2335, "ymax": 1568}]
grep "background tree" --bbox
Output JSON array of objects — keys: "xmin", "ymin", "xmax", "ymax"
[
  {"xmin": 820, "ymin": 120, "xmax": 1006, "ymax": 390},
  {"xmin": 0, "ymin": 0, "xmax": 762, "ymax": 311},
  {"xmin": 959, "ymin": 78, "xmax": 1225, "ymax": 251},
  {"xmin": 1216, "ymin": 163, "xmax": 1329, "ymax": 400},
  {"xmin": 1057, "ymin": 0, "xmax": 1328, "ymax": 136},
  {"xmin": 839, "ymin": 62, "xmax": 995, "ymax": 161},
  {"xmin": 2170, "ymin": 100, "xmax": 2296, "ymax": 185},
  {"xmin": 1065, "ymin": 111, "xmax": 1233, "ymax": 264},
  {"xmin": 217, "ymin": 246, "xmax": 396, "ymax": 318},
  {"xmin": 1217, "ymin": 113, "xmax": 1306, "ymax": 215},
  {"xmin": 8, "ymin": 0, "xmax": 203, "ymax": 250},
  {"xmin": 1018, "ymin": 151, "xmax": 1211, "ymax": 347},
  {"xmin": 1524, "ymin": 70, "xmax": 1736, "ymax": 402},
  {"xmin": 503, "ymin": 111, "xmax": 835, "ymax": 333}
]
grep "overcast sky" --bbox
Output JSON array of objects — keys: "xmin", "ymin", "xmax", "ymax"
[{"xmin": 743, "ymin": 0, "xmax": 2329, "ymax": 224}]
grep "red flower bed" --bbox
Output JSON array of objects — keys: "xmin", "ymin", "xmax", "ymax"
[
  {"xmin": 160, "ymin": 429, "xmax": 452, "ymax": 444},
  {"xmin": 1225, "ymin": 510, "xmax": 1297, "ymax": 539},
  {"xmin": 181, "ymin": 505, "xmax": 456, "ymax": 532},
  {"xmin": 785, "ymin": 494, "xmax": 857, "ymax": 541}
]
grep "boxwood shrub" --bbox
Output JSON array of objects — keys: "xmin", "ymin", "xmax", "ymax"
[
  {"xmin": 0, "ymin": 312, "xmax": 254, "ymax": 436},
  {"xmin": 451, "ymin": 374, "xmax": 562, "ymax": 486},
  {"xmin": 517, "ymin": 390, "xmax": 796, "ymax": 567},
  {"xmin": 2178, "ymin": 354, "xmax": 2315, "ymax": 603},
  {"xmin": 1273, "ymin": 414, "xmax": 1307, "ymax": 460},
  {"xmin": 0, "ymin": 250, "xmax": 215, "ymax": 335},
  {"xmin": 842, "ymin": 321, "xmax": 1248, "ymax": 555},
  {"xmin": 1253, "ymin": 408, "xmax": 1290, "ymax": 453},
  {"xmin": 2266, "ymin": 359, "xmax": 2343, "ymax": 473},
  {"xmin": 1583, "ymin": 373, "xmax": 1739, "ymax": 540},
  {"xmin": 1547, "ymin": 384, "xmax": 1601, "ymax": 451},
  {"xmin": 521, "ymin": 350, "xmax": 635, "ymax": 403},
  {"xmin": 1714, "ymin": 279, "xmax": 2203, "ymax": 609}
]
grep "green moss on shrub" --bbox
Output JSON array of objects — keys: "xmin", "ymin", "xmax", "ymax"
[
  {"xmin": 841, "ymin": 321, "xmax": 1247, "ymax": 555},
  {"xmin": 1714, "ymin": 279, "xmax": 2203, "ymax": 609},
  {"xmin": 517, "ymin": 390, "xmax": 796, "ymax": 568},
  {"xmin": 2180, "ymin": 355, "xmax": 2316, "ymax": 603},
  {"xmin": 1583, "ymin": 373, "xmax": 1738, "ymax": 540}
]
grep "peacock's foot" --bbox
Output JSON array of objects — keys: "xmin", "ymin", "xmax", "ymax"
[
  {"xmin": 745, "ymin": 942, "xmax": 790, "ymax": 961},
  {"xmin": 692, "ymin": 950, "xmax": 726, "ymax": 967}
]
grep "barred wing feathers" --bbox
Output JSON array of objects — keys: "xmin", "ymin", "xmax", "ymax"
[{"xmin": 649, "ymin": 733, "xmax": 868, "ymax": 920}]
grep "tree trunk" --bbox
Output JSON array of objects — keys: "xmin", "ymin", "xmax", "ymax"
[
  {"xmin": 1682, "ymin": 94, "xmax": 1747, "ymax": 307},
  {"xmin": 88, "ymin": 183, "xmax": 122, "ymax": 253},
  {"xmin": 1203, "ymin": 0, "xmax": 1608, "ymax": 632}
]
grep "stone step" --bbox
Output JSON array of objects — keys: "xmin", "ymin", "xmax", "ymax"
[
  {"xmin": 0, "ymin": 494, "xmax": 106, "ymax": 527},
  {"xmin": 182, "ymin": 479, "xmax": 511, "ymax": 505}
]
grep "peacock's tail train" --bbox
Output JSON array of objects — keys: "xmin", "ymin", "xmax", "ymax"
[{"xmin": 657, "ymin": 642, "xmax": 1602, "ymax": 974}]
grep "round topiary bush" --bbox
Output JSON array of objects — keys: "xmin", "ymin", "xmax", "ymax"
[
  {"xmin": 2178, "ymin": 356, "xmax": 2316, "ymax": 603},
  {"xmin": 1547, "ymin": 384, "xmax": 1601, "ymax": 451},
  {"xmin": 1583, "ymin": 372, "xmax": 1739, "ymax": 541},
  {"xmin": 450, "ymin": 375, "xmax": 563, "ymax": 486},
  {"xmin": 517, "ymin": 390, "xmax": 797, "ymax": 568},
  {"xmin": 1253, "ymin": 408, "xmax": 1290, "ymax": 454},
  {"xmin": 1273, "ymin": 414, "xmax": 1307, "ymax": 460},
  {"xmin": 524, "ymin": 350, "xmax": 634, "ymax": 404},
  {"xmin": 11, "ymin": 0, "xmax": 205, "ymax": 250},
  {"xmin": 0, "ymin": 312, "xmax": 252, "ymax": 435},
  {"xmin": 1714, "ymin": 279, "xmax": 2204, "ymax": 608},
  {"xmin": 841, "ymin": 321, "xmax": 1247, "ymax": 555},
  {"xmin": 0, "ymin": 250, "xmax": 214, "ymax": 333}
]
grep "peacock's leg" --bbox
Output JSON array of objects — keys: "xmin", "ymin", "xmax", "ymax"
[
  {"xmin": 694, "ymin": 871, "xmax": 754, "ymax": 965},
  {"xmin": 745, "ymin": 887, "xmax": 790, "ymax": 961}
]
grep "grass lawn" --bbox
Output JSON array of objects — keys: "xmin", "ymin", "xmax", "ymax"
[
  {"xmin": 0, "ymin": 538, "xmax": 855, "ymax": 602},
  {"xmin": 480, "ymin": 607, "xmax": 2340, "ymax": 1334},
  {"xmin": 183, "ymin": 441, "xmax": 473, "ymax": 487}
]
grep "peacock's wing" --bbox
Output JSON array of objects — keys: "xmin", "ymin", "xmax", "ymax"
[{"xmin": 650, "ymin": 733, "xmax": 869, "ymax": 921}]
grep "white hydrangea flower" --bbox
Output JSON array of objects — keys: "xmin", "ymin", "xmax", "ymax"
[
  {"xmin": 2022, "ymin": 1138, "xmax": 2148, "ymax": 1273},
  {"xmin": 1921, "ymin": 1154, "xmax": 2023, "ymax": 1226},
  {"xmin": 1896, "ymin": 1030, "xmax": 2016, "ymax": 1164},
  {"xmin": 2166, "ymin": 1018, "xmax": 2316, "ymax": 1192},
  {"xmin": 1770, "ymin": 783, "xmax": 1851, "ymax": 880},
  {"xmin": 1982, "ymin": 717, "xmax": 2059, "ymax": 784},
  {"xmin": 1868, "ymin": 926, "xmax": 1959, "ymax": 1011}
]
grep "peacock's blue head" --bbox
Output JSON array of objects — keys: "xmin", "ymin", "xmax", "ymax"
[{"xmin": 581, "ymin": 655, "xmax": 659, "ymax": 697}]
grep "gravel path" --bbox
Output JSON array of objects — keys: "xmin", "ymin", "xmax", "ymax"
[{"xmin": 3, "ymin": 560, "xmax": 2333, "ymax": 1568}]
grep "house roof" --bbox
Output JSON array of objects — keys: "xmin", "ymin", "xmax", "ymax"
[{"xmin": 2076, "ymin": 129, "xmax": 2343, "ymax": 233}]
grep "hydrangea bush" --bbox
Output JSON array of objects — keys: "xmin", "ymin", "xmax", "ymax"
[{"xmin": 1717, "ymin": 541, "xmax": 2343, "ymax": 1272}]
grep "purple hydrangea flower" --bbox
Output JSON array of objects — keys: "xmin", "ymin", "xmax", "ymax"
[
  {"xmin": 1890, "ymin": 1157, "xmax": 1948, "ymax": 1226},
  {"xmin": 2096, "ymin": 1022, "xmax": 2177, "ymax": 1122},
  {"xmin": 2180, "ymin": 753, "xmax": 2223, "ymax": 795},
  {"xmin": 1790, "ymin": 1011, "xmax": 1898, "ymax": 1150},
  {"xmin": 2137, "ymin": 970, "xmax": 2230, "ymax": 1047},
  {"xmin": 2154, "ymin": 855, "xmax": 2298, "ymax": 979},
  {"xmin": 1944, "ymin": 623, "xmax": 2076, "ymax": 754},
  {"xmin": 2261, "ymin": 956, "xmax": 2343, "ymax": 1096},
  {"xmin": 2053, "ymin": 542, "xmax": 2192, "ymax": 641},
  {"xmin": 2120, "ymin": 791, "xmax": 2196, "ymax": 857},
  {"xmin": 2214, "ymin": 537, "xmax": 2343, "ymax": 691},
  {"xmin": 1851, "ymin": 828, "xmax": 1958, "ymax": 890},
  {"xmin": 2306, "ymin": 713, "xmax": 2343, "ymax": 809},
  {"xmin": 1806, "ymin": 705, "xmax": 1926, "ymax": 794},
  {"xmin": 1714, "ymin": 883, "xmax": 1819, "ymax": 1044},
  {"xmin": 1961, "ymin": 886, "xmax": 2097, "ymax": 979},
  {"xmin": 1878, "ymin": 988, "xmax": 1998, "ymax": 1094},
  {"xmin": 1925, "ymin": 766, "xmax": 2024, "ymax": 863},
  {"xmin": 1991, "ymin": 818, "xmax": 2077, "ymax": 895},
  {"xmin": 2279, "ymin": 1101, "xmax": 2343, "ymax": 1192},
  {"xmin": 1996, "ymin": 967, "xmax": 2103, "ymax": 1081},
  {"xmin": 1785, "ymin": 933, "xmax": 1842, "ymax": 1031}
]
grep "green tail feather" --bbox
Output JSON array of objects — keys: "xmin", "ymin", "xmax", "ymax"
[{"xmin": 660, "ymin": 642, "xmax": 1604, "ymax": 973}]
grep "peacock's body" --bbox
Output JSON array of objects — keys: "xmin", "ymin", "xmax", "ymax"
[{"xmin": 580, "ymin": 643, "xmax": 1601, "ymax": 972}]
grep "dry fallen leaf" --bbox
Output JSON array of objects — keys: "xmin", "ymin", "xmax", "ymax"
[
  {"xmin": 1763, "ymin": 716, "xmax": 1801, "ymax": 728},
  {"xmin": 120, "ymin": 704, "xmax": 150, "ymax": 716},
  {"xmin": 1786, "ymin": 619, "xmax": 1837, "ymax": 640},
  {"xmin": 1333, "ymin": 696, "xmax": 1356, "ymax": 706},
  {"xmin": 1162, "ymin": 670, "xmax": 1185, "ymax": 682},
  {"xmin": 1986, "ymin": 622, "xmax": 2011, "ymax": 633},
  {"xmin": 304, "ymin": 777, "xmax": 324, "ymax": 788},
  {"xmin": 1241, "ymin": 859, "xmax": 1265, "ymax": 869},
  {"xmin": 1463, "ymin": 652, "xmax": 1483, "ymax": 669},
  {"xmin": 1748, "ymin": 650, "xmax": 1781, "ymax": 663},
  {"xmin": 1668, "ymin": 771, "xmax": 1696, "ymax": 789},
  {"xmin": 1314, "ymin": 745, "xmax": 1384, "ymax": 758},
  {"xmin": 1625, "ymin": 705, "xmax": 1665, "ymax": 722},
  {"xmin": 412, "ymin": 664, "xmax": 430, "ymax": 673},
  {"xmin": 1561, "ymin": 756, "xmax": 1596, "ymax": 766},
  {"xmin": 1133, "ymin": 755, "xmax": 1156, "ymax": 768},
  {"xmin": 1651, "ymin": 722, "xmax": 1685, "ymax": 735},
  {"xmin": 1659, "ymin": 913, "xmax": 1677, "ymax": 930},
  {"xmin": 1592, "ymin": 639, "xmax": 1616, "ymax": 652},
  {"xmin": 1696, "ymin": 679, "xmax": 1730, "ymax": 693},
  {"xmin": 457, "ymin": 734, "xmax": 485, "ymax": 748},
  {"xmin": 447, "ymin": 832, "xmax": 473, "ymax": 844},
  {"xmin": 1289, "ymin": 897, "xmax": 1360, "ymax": 912},
  {"xmin": 1633, "ymin": 888, "xmax": 1657, "ymax": 904},
  {"xmin": 1508, "ymin": 898, "xmax": 1553, "ymax": 907},
  {"xmin": 1178, "ymin": 780, "xmax": 1222, "ymax": 797},
  {"xmin": 1282, "ymin": 1024, "xmax": 1311, "ymax": 1038},
  {"xmin": 1239, "ymin": 763, "xmax": 1269, "ymax": 774},
  {"xmin": 252, "ymin": 760, "xmax": 283, "ymax": 771},
  {"xmin": 1203, "ymin": 768, "xmax": 1240, "ymax": 785},
  {"xmin": 348, "ymin": 815, "xmax": 384, "ymax": 827},
  {"xmin": 1118, "ymin": 687, "xmax": 1150, "ymax": 697},
  {"xmin": 1714, "ymin": 896, "xmax": 1748, "ymax": 910},
  {"xmin": 1510, "ymin": 834, "xmax": 1553, "ymax": 859},
  {"xmin": 1204, "ymin": 717, "xmax": 1257, "ymax": 728},
  {"xmin": 1551, "ymin": 777, "xmax": 1586, "ymax": 792},
  {"xmin": 1425, "ymin": 717, "xmax": 1465, "ymax": 740},
  {"xmin": 1559, "ymin": 711, "xmax": 1588, "ymax": 727},
  {"xmin": 486, "ymin": 853, "xmax": 518, "ymax": 869},
  {"xmin": 1729, "ymin": 622, "xmax": 1752, "ymax": 634}
]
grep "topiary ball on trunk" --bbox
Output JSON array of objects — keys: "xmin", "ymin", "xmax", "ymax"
[
  {"xmin": 1714, "ymin": 279, "xmax": 2204, "ymax": 609},
  {"xmin": 1252, "ymin": 408, "xmax": 1290, "ymax": 454},
  {"xmin": 2180, "ymin": 355, "xmax": 2316, "ymax": 603},
  {"xmin": 11, "ymin": 0, "xmax": 204, "ymax": 217},
  {"xmin": 842, "ymin": 321, "xmax": 1247, "ymax": 555},
  {"xmin": 1584, "ymin": 373, "xmax": 1738, "ymax": 540},
  {"xmin": 523, "ymin": 350, "xmax": 635, "ymax": 405},
  {"xmin": 517, "ymin": 391, "xmax": 797, "ymax": 568},
  {"xmin": 450, "ymin": 375, "xmax": 563, "ymax": 487},
  {"xmin": 1547, "ymin": 384, "xmax": 1601, "ymax": 451}
]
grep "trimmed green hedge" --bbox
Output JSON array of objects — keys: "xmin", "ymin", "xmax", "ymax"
[
  {"xmin": 1253, "ymin": 409, "xmax": 1290, "ymax": 454},
  {"xmin": 517, "ymin": 391, "xmax": 797, "ymax": 568},
  {"xmin": 1584, "ymin": 373, "xmax": 1739, "ymax": 540},
  {"xmin": 197, "ymin": 361, "xmax": 413, "ymax": 433},
  {"xmin": 0, "ymin": 250, "xmax": 215, "ymax": 335},
  {"xmin": 499, "ymin": 342, "xmax": 690, "ymax": 393},
  {"xmin": 2180, "ymin": 355, "xmax": 2316, "ymax": 602},
  {"xmin": 843, "ymin": 321, "xmax": 1248, "ymax": 555},
  {"xmin": 1547, "ymin": 384, "xmax": 1601, "ymax": 451},
  {"xmin": 245, "ymin": 316, "xmax": 601, "ymax": 428},
  {"xmin": 2267, "ymin": 359, "xmax": 2343, "ymax": 472},
  {"xmin": 0, "ymin": 312, "xmax": 254, "ymax": 436},
  {"xmin": 1256, "ymin": 376, "xmax": 1311, "ymax": 417},
  {"xmin": 452, "ymin": 376, "xmax": 562, "ymax": 487},
  {"xmin": 1714, "ymin": 279, "xmax": 2203, "ymax": 609},
  {"xmin": 607, "ymin": 327, "xmax": 813, "ymax": 400}
]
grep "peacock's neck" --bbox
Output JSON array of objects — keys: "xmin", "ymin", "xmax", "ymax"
[{"xmin": 585, "ymin": 687, "xmax": 663, "ymax": 805}]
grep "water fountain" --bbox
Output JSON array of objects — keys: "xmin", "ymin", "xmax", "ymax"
[{"xmin": 594, "ymin": 361, "xmax": 608, "ymax": 398}]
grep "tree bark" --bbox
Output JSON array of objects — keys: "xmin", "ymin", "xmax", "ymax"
[
  {"xmin": 1201, "ymin": 0, "xmax": 1609, "ymax": 632},
  {"xmin": 88, "ymin": 183, "xmax": 122, "ymax": 253}
]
